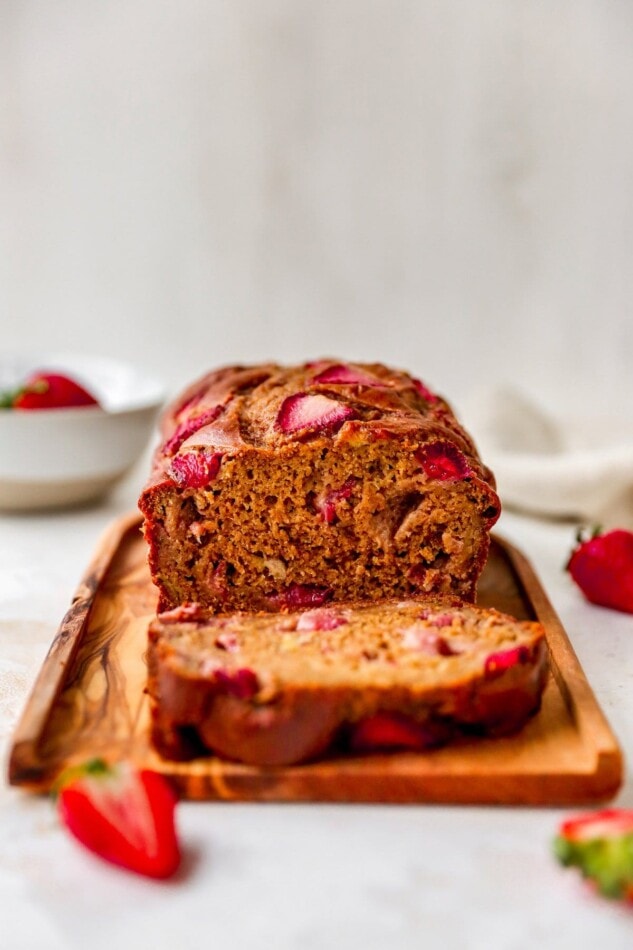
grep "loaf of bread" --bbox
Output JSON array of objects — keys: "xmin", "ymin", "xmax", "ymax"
[
  {"xmin": 148, "ymin": 599, "xmax": 547, "ymax": 765},
  {"xmin": 139, "ymin": 361, "xmax": 500, "ymax": 612}
]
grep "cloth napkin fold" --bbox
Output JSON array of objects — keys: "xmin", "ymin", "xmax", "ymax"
[{"xmin": 461, "ymin": 388, "xmax": 633, "ymax": 524}]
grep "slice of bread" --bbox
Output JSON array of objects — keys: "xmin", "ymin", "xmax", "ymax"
[{"xmin": 148, "ymin": 598, "xmax": 547, "ymax": 766}]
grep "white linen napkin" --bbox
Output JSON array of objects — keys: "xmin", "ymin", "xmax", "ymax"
[{"xmin": 461, "ymin": 388, "xmax": 633, "ymax": 524}]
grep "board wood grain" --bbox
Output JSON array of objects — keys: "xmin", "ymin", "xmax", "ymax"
[{"xmin": 8, "ymin": 513, "xmax": 623, "ymax": 804}]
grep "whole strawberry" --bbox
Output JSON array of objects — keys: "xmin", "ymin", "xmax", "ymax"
[
  {"xmin": 0, "ymin": 371, "xmax": 100, "ymax": 410},
  {"xmin": 553, "ymin": 809, "xmax": 633, "ymax": 903},
  {"xmin": 566, "ymin": 528, "xmax": 633, "ymax": 614},
  {"xmin": 55, "ymin": 758, "xmax": 181, "ymax": 879}
]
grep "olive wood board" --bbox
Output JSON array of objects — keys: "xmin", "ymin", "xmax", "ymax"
[{"xmin": 8, "ymin": 512, "xmax": 623, "ymax": 804}]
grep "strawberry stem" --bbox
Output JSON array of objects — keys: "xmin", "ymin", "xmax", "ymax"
[
  {"xmin": 0, "ymin": 385, "xmax": 24, "ymax": 408},
  {"xmin": 52, "ymin": 757, "xmax": 111, "ymax": 797},
  {"xmin": 566, "ymin": 524, "xmax": 604, "ymax": 571}
]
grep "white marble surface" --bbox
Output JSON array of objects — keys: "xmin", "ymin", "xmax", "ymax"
[{"xmin": 0, "ymin": 468, "xmax": 632, "ymax": 950}]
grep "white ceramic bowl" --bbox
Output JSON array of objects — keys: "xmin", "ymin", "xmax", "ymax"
[{"xmin": 0, "ymin": 354, "xmax": 165, "ymax": 510}]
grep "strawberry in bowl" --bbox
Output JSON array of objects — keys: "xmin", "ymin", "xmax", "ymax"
[
  {"xmin": 0, "ymin": 354, "xmax": 164, "ymax": 510},
  {"xmin": 1, "ymin": 370, "xmax": 101, "ymax": 410}
]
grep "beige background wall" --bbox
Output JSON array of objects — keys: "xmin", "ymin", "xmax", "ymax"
[{"xmin": 2, "ymin": 1, "xmax": 632, "ymax": 416}]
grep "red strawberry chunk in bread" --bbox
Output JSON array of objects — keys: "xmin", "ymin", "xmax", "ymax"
[
  {"xmin": 312, "ymin": 363, "xmax": 388, "ymax": 387},
  {"xmin": 314, "ymin": 476, "xmax": 357, "ymax": 524},
  {"xmin": 296, "ymin": 608, "xmax": 348, "ymax": 632},
  {"xmin": 276, "ymin": 393, "xmax": 356, "ymax": 436},
  {"xmin": 162, "ymin": 406, "xmax": 223, "ymax": 456},
  {"xmin": 169, "ymin": 451, "xmax": 222, "ymax": 488},
  {"xmin": 415, "ymin": 441, "xmax": 471, "ymax": 481},
  {"xmin": 484, "ymin": 645, "xmax": 530, "ymax": 677}
]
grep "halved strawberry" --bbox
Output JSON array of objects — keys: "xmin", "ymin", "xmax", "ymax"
[
  {"xmin": 2, "ymin": 371, "xmax": 100, "ymax": 410},
  {"xmin": 553, "ymin": 809, "xmax": 633, "ymax": 903},
  {"xmin": 566, "ymin": 528, "xmax": 633, "ymax": 614},
  {"xmin": 55, "ymin": 759, "xmax": 180, "ymax": 879},
  {"xmin": 275, "ymin": 393, "xmax": 356, "ymax": 436}
]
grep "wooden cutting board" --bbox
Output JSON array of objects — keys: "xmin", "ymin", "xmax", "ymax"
[{"xmin": 8, "ymin": 513, "xmax": 623, "ymax": 804}]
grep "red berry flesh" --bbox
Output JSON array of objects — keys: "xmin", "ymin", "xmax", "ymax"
[
  {"xmin": 415, "ymin": 441, "xmax": 471, "ymax": 481},
  {"xmin": 567, "ymin": 529, "xmax": 633, "ymax": 614},
  {"xmin": 169, "ymin": 451, "xmax": 222, "ymax": 488},
  {"xmin": 276, "ymin": 393, "xmax": 356, "ymax": 436},
  {"xmin": 162, "ymin": 405, "xmax": 223, "ymax": 456}
]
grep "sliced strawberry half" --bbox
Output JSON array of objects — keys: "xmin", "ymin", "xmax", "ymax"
[
  {"xmin": 566, "ymin": 528, "xmax": 633, "ymax": 614},
  {"xmin": 55, "ymin": 759, "xmax": 180, "ymax": 879},
  {"xmin": 4, "ymin": 372, "xmax": 100, "ymax": 410},
  {"xmin": 169, "ymin": 451, "xmax": 222, "ymax": 488},
  {"xmin": 276, "ymin": 393, "xmax": 356, "ymax": 436},
  {"xmin": 553, "ymin": 809, "xmax": 633, "ymax": 903},
  {"xmin": 415, "ymin": 441, "xmax": 471, "ymax": 481},
  {"xmin": 312, "ymin": 363, "xmax": 387, "ymax": 388}
]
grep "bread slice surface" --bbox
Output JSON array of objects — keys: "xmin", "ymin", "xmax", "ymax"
[{"xmin": 148, "ymin": 598, "xmax": 547, "ymax": 766}]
